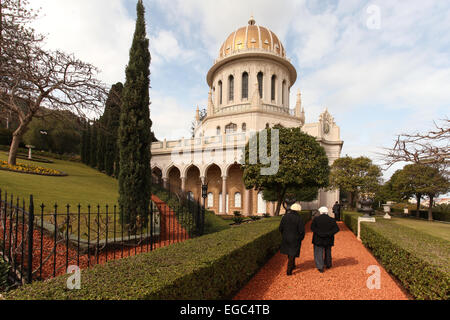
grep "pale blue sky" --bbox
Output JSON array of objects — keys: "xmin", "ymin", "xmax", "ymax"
[{"xmin": 30, "ymin": 0, "xmax": 450, "ymax": 180}]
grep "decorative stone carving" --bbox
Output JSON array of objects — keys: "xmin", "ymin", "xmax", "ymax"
[{"xmin": 319, "ymin": 109, "xmax": 335, "ymax": 136}]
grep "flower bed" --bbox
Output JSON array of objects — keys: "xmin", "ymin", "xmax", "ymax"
[{"xmin": 0, "ymin": 160, "xmax": 67, "ymax": 176}]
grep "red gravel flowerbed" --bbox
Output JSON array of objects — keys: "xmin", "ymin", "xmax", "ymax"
[
  {"xmin": 1, "ymin": 195, "xmax": 189, "ymax": 281},
  {"xmin": 234, "ymin": 222, "xmax": 410, "ymax": 300}
]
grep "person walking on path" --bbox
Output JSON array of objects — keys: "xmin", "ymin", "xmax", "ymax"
[
  {"xmin": 279, "ymin": 203, "xmax": 305, "ymax": 276},
  {"xmin": 311, "ymin": 206, "xmax": 340, "ymax": 273},
  {"xmin": 332, "ymin": 201, "xmax": 342, "ymax": 221}
]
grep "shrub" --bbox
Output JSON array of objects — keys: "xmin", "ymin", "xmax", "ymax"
[
  {"xmin": 343, "ymin": 212, "xmax": 450, "ymax": 300},
  {"xmin": 233, "ymin": 211, "xmax": 244, "ymax": 224},
  {"xmin": 5, "ymin": 218, "xmax": 283, "ymax": 300}
]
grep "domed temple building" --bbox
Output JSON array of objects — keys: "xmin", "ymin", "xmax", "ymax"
[{"xmin": 151, "ymin": 17, "xmax": 344, "ymax": 216}]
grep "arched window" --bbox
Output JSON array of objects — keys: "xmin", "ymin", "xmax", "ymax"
[
  {"xmin": 242, "ymin": 72, "xmax": 249, "ymax": 99},
  {"xmin": 234, "ymin": 192, "xmax": 242, "ymax": 208},
  {"xmin": 218, "ymin": 81, "xmax": 223, "ymax": 105},
  {"xmin": 257, "ymin": 72, "xmax": 263, "ymax": 99},
  {"xmin": 225, "ymin": 123, "xmax": 237, "ymax": 134},
  {"xmin": 271, "ymin": 75, "xmax": 276, "ymax": 101},
  {"xmin": 242, "ymin": 123, "xmax": 247, "ymax": 132},
  {"xmin": 282, "ymin": 80, "xmax": 286, "ymax": 106},
  {"xmin": 207, "ymin": 193, "xmax": 214, "ymax": 208},
  {"xmin": 216, "ymin": 126, "xmax": 221, "ymax": 136},
  {"xmin": 228, "ymin": 75, "xmax": 234, "ymax": 102}
]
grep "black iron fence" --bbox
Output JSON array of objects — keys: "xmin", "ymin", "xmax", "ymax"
[{"xmin": 0, "ymin": 187, "xmax": 205, "ymax": 287}]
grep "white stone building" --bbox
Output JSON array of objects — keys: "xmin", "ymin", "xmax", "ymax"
[{"xmin": 151, "ymin": 18, "xmax": 344, "ymax": 216}]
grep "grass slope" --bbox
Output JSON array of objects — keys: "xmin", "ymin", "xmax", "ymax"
[{"xmin": 0, "ymin": 151, "xmax": 119, "ymax": 209}]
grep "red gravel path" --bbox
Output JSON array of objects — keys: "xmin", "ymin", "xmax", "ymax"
[
  {"xmin": 234, "ymin": 221, "xmax": 410, "ymax": 300},
  {"xmin": 1, "ymin": 195, "xmax": 189, "ymax": 281}
]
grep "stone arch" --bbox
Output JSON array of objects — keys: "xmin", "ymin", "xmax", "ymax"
[
  {"xmin": 185, "ymin": 164, "xmax": 202, "ymax": 201},
  {"xmin": 162, "ymin": 163, "xmax": 179, "ymax": 179},
  {"xmin": 202, "ymin": 162, "xmax": 224, "ymax": 179},
  {"xmin": 204, "ymin": 163, "xmax": 223, "ymax": 214},
  {"xmin": 151, "ymin": 166, "xmax": 163, "ymax": 184},
  {"xmin": 227, "ymin": 163, "xmax": 245, "ymax": 213},
  {"xmin": 167, "ymin": 165, "xmax": 182, "ymax": 193}
]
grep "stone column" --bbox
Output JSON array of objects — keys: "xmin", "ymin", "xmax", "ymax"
[
  {"xmin": 244, "ymin": 188, "xmax": 251, "ymax": 216},
  {"xmin": 221, "ymin": 176, "xmax": 227, "ymax": 214},
  {"xmin": 181, "ymin": 177, "xmax": 186, "ymax": 193},
  {"xmin": 163, "ymin": 178, "xmax": 168, "ymax": 189}
]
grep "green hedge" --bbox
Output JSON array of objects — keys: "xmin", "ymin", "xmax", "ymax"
[
  {"xmin": 5, "ymin": 217, "xmax": 285, "ymax": 300},
  {"xmin": 343, "ymin": 212, "xmax": 450, "ymax": 300},
  {"xmin": 390, "ymin": 208, "xmax": 450, "ymax": 222}
]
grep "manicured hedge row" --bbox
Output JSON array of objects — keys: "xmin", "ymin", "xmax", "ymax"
[
  {"xmin": 343, "ymin": 212, "xmax": 450, "ymax": 300},
  {"xmin": 390, "ymin": 208, "xmax": 450, "ymax": 222},
  {"xmin": 5, "ymin": 217, "xmax": 285, "ymax": 300}
]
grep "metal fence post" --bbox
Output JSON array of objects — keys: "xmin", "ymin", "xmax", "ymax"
[{"xmin": 27, "ymin": 195, "xmax": 34, "ymax": 284}]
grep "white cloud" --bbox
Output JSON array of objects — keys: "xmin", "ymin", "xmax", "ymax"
[
  {"xmin": 150, "ymin": 30, "xmax": 195, "ymax": 66},
  {"xmin": 30, "ymin": 0, "xmax": 135, "ymax": 86},
  {"xmin": 150, "ymin": 91, "xmax": 193, "ymax": 140}
]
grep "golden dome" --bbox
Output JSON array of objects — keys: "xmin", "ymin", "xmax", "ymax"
[{"xmin": 218, "ymin": 17, "xmax": 286, "ymax": 59}]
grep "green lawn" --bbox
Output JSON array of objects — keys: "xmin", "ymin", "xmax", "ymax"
[
  {"xmin": 0, "ymin": 151, "xmax": 119, "ymax": 210},
  {"xmin": 388, "ymin": 217, "xmax": 450, "ymax": 242}
]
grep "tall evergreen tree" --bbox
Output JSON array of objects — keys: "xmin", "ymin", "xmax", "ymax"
[
  {"xmin": 89, "ymin": 120, "xmax": 98, "ymax": 167},
  {"xmin": 118, "ymin": 0, "xmax": 152, "ymax": 231},
  {"xmin": 85, "ymin": 122, "xmax": 92, "ymax": 165},
  {"xmin": 104, "ymin": 82, "xmax": 123, "ymax": 176},
  {"xmin": 80, "ymin": 120, "xmax": 88, "ymax": 163}
]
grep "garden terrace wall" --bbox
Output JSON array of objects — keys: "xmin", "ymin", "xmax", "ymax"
[
  {"xmin": 4, "ymin": 216, "xmax": 299, "ymax": 300},
  {"xmin": 343, "ymin": 212, "xmax": 450, "ymax": 300}
]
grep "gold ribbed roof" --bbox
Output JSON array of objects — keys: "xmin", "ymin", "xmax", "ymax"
[{"xmin": 219, "ymin": 17, "xmax": 286, "ymax": 59}]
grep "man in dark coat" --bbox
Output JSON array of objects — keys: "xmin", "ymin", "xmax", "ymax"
[
  {"xmin": 332, "ymin": 201, "xmax": 342, "ymax": 221},
  {"xmin": 279, "ymin": 203, "xmax": 305, "ymax": 275},
  {"xmin": 311, "ymin": 206, "xmax": 340, "ymax": 273}
]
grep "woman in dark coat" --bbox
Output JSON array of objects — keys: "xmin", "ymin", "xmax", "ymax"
[
  {"xmin": 311, "ymin": 207, "xmax": 340, "ymax": 273},
  {"xmin": 279, "ymin": 203, "xmax": 305, "ymax": 275}
]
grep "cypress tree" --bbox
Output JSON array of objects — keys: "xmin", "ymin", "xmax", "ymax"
[
  {"xmin": 118, "ymin": 0, "xmax": 152, "ymax": 232},
  {"xmin": 104, "ymin": 82, "xmax": 123, "ymax": 177},
  {"xmin": 89, "ymin": 120, "xmax": 98, "ymax": 167},
  {"xmin": 80, "ymin": 120, "xmax": 88, "ymax": 163},
  {"xmin": 85, "ymin": 122, "xmax": 91, "ymax": 165}
]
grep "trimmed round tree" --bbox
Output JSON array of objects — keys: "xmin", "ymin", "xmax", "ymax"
[
  {"xmin": 118, "ymin": 0, "xmax": 152, "ymax": 232},
  {"xmin": 329, "ymin": 156, "xmax": 382, "ymax": 208},
  {"xmin": 242, "ymin": 126, "xmax": 330, "ymax": 216},
  {"xmin": 393, "ymin": 163, "xmax": 449, "ymax": 220}
]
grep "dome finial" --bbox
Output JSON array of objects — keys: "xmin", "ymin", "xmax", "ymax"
[{"xmin": 248, "ymin": 16, "xmax": 256, "ymax": 25}]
